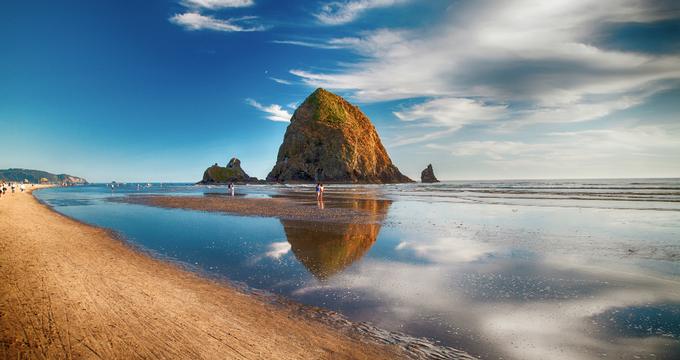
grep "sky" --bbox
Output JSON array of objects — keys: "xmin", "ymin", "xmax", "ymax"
[{"xmin": 1, "ymin": 0, "xmax": 680, "ymax": 182}]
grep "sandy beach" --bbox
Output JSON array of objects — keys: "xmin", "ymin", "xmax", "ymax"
[{"xmin": 0, "ymin": 188, "xmax": 405, "ymax": 359}]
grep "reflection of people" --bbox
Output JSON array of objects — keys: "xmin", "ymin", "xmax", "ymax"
[
  {"xmin": 317, "ymin": 197, "xmax": 324, "ymax": 209},
  {"xmin": 228, "ymin": 182, "xmax": 234, "ymax": 197}
]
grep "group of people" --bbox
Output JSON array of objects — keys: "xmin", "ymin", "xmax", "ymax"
[{"xmin": 0, "ymin": 182, "xmax": 26, "ymax": 198}]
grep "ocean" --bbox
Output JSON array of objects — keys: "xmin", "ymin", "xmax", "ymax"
[{"xmin": 35, "ymin": 179, "xmax": 680, "ymax": 359}]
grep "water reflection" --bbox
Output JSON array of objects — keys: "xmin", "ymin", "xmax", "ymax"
[
  {"xmin": 282, "ymin": 198, "xmax": 391, "ymax": 280},
  {"xmin": 34, "ymin": 185, "xmax": 680, "ymax": 360}
]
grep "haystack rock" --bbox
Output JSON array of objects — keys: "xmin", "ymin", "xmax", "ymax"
[
  {"xmin": 421, "ymin": 164, "xmax": 440, "ymax": 183},
  {"xmin": 266, "ymin": 88, "xmax": 412, "ymax": 183},
  {"xmin": 200, "ymin": 157, "xmax": 259, "ymax": 184}
]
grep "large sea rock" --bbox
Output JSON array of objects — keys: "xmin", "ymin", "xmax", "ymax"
[
  {"xmin": 266, "ymin": 88, "xmax": 412, "ymax": 183},
  {"xmin": 421, "ymin": 164, "xmax": 440, "ymax": 183},
  {"xmin": 199, "ymin": 158, "xmax": 259, "ymax": 184}
]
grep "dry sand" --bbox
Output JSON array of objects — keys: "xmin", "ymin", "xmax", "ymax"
[{"xmin": 0, "ymin": 187, "xmax": 405, "ymax": 359}]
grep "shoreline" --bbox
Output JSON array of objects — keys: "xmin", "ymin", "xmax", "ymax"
[{"xmin": 0, "ymin": 187, "xmax": 410, "ymax": 359}]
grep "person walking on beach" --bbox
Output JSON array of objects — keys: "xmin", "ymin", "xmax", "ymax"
[
  {"xmin": 11, "ymin": 183, "xmax": 16, "ymax": 193},
  {"xmin": 316, "ymin": 183, "xmax": 325, "ymax": 200},
  {"xmin": 228, "ymin": 182, "xmax": 234, "ymax": 197},
  {"xmin": 20, "ymin": 183, "xmax": 25, "ymax": 192}
]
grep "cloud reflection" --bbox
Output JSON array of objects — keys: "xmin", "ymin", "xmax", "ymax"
[
  {"xmin": 396, "ymin": 237, "xmax": 496, "ymax": 263},
  {"xmin": 265, "ymin": 241, "xmax": 291, "ymax": 259},
  {"xmin": 294, "ymin": 235, "xmax": 680, "ymax": 359}
]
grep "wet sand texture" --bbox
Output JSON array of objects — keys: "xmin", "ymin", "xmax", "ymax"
[
  {"xmin": 118, "ymin": 195, "xmax": 389, "ymax": 224},
  {"xmin": 0, "ymin": 188, "xmax": 405, "ymax": 359}
]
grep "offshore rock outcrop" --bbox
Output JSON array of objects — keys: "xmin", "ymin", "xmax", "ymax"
[
  {"xmin": 266, "ymin": 88, "xmax": 412, "ymax": 183},
  {"xmin": 199, "ymin": 158, "xmax": 259, "ymax": 184},
  {"xmin": 420, "ymin": 164, "xmax": 440, "ymax": 183}
]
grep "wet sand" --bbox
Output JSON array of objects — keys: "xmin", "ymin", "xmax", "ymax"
[
  {"xmin": 0, "ymin": 188, "xmax": 405, "ymax": 359},
  {"xmin": 119, "ymin": 194, "xmax": 387, "ymax": 223}
]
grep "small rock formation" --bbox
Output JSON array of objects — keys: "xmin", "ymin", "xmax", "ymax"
[
  {"xmin": 421, "ymin": 164, "xmax": 440, "ymax": 183},
  {"xmin": 199, "ymin": 157, "xmax": 259, "ymax": 184},
  {"xmin": 267, "ymin": 88, "xmax": 412, "ymax": 183}
]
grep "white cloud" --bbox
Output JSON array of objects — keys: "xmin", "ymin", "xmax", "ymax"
[
  {"xmin": 272, "ymin": 40, "xmax": 344, "ymax": 50},
  {"xmin": 315, "ymin": 0, "xmax": 409, "ymax": 25},
  {"xmin": 181, "ymin": 0, "xmax": 254, "ymax": 9},
  {"xmin": 246, "ymin": 99, "xmax": 292, "ymax": 122},
  {"xmin": 291, "ymin": 0, "xmax": 680, "ymax": 125},
  {"xmin": 170, "ymin": 13, "xmax": 265, "ymax": 32},
  {"xmin": 431, "ymin": 124, "xmax": 680, "ymax": 176},
  {"xmin": 390, "ymin": 128, "xmax": 458, "ymax": 147},
  {"xmin": 394, "ymin": 97, "xmax": 508, "ymax": 130},
  {"xmin": 269, "ymin": 77, "xmax": 292, "ymax": 85}
]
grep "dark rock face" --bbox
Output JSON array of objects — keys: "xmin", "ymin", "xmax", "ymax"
[
  {"xmin": 421, "ymin": 164, "xmax": 440, "ymax": 183},
  {"xmin": 199, "ymin": 158, "xmax": 259, "ymax": 184},
  {"xmin": 266, "ymin": 88, "xmax": 413, "ymax": 183}
]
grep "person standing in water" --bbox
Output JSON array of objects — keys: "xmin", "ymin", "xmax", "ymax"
[{"xmin": 228, "ymin": 182, "xmax": 235, "ymax": 197}]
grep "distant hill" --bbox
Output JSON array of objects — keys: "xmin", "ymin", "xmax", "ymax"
[{"xmin": 0, "ymin": 168, "xmax": 88, "ymax": 184}]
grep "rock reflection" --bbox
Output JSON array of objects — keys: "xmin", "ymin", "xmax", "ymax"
[{"xmin": 281, "ymin": 198, "xmax": 391, "ymax": 280}]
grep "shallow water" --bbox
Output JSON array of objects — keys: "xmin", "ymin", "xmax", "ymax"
[{"xmin": 36, "ymin": 180, "xmax": 680, "ymax": 360}]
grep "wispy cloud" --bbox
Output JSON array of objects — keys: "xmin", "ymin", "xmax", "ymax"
[
  {"xmin": 430, "ymin": 124, "xmax": 680, "ymax": 174},
  {"xmin": 292, "ymin": 0, "xmax": 680, "ymax": 130},
  {"xmin": 315, "ymin": 0, "xmax": 409, "ymax": 25},
  {"xmin": 181, "ymin": 0, "xmax": 254, "ymax": 10},
  {"xmin": 394, "ymin": 98, "xmax": 508, "ymax": 130},
  {"xmin": 246, "ymin": 99, "xmax": 292, "ymax": 122},
  {"xmin": 170, "ymin": 13, "xmax": 265, "ymax": 32},
  {"xmin": 269, "ymin": 77, "xmax": 292, "ymax": 85},
  {"xmin": 271, "ymin": 40, "xmax": 343, "ymax": 50}
]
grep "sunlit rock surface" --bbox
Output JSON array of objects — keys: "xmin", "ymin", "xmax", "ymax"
[{"xmin": 267, "ymin": 88, "xmax": 412, "ymax": 183}]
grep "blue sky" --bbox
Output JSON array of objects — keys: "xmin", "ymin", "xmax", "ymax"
[{"xmin": 2, "ymin": 0, "xmax": 679, "ymax": 182}]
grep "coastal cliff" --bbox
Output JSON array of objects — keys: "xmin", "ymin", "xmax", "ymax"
[{"xmin": 266, "ymin": 88, "xmax": 412, "ymax": 183}]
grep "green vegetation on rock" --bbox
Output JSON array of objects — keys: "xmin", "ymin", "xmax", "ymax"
[
  {"xmin": 308, "ymin": 88, "xmax": 348, "ymax": 126},
  {"xmin": 267, "ymin": 88, "xmax": 412, "ymax": 184},
  {"xmin": 199, "ymin": 158, "xmax": 259, "ymax": 184}
]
